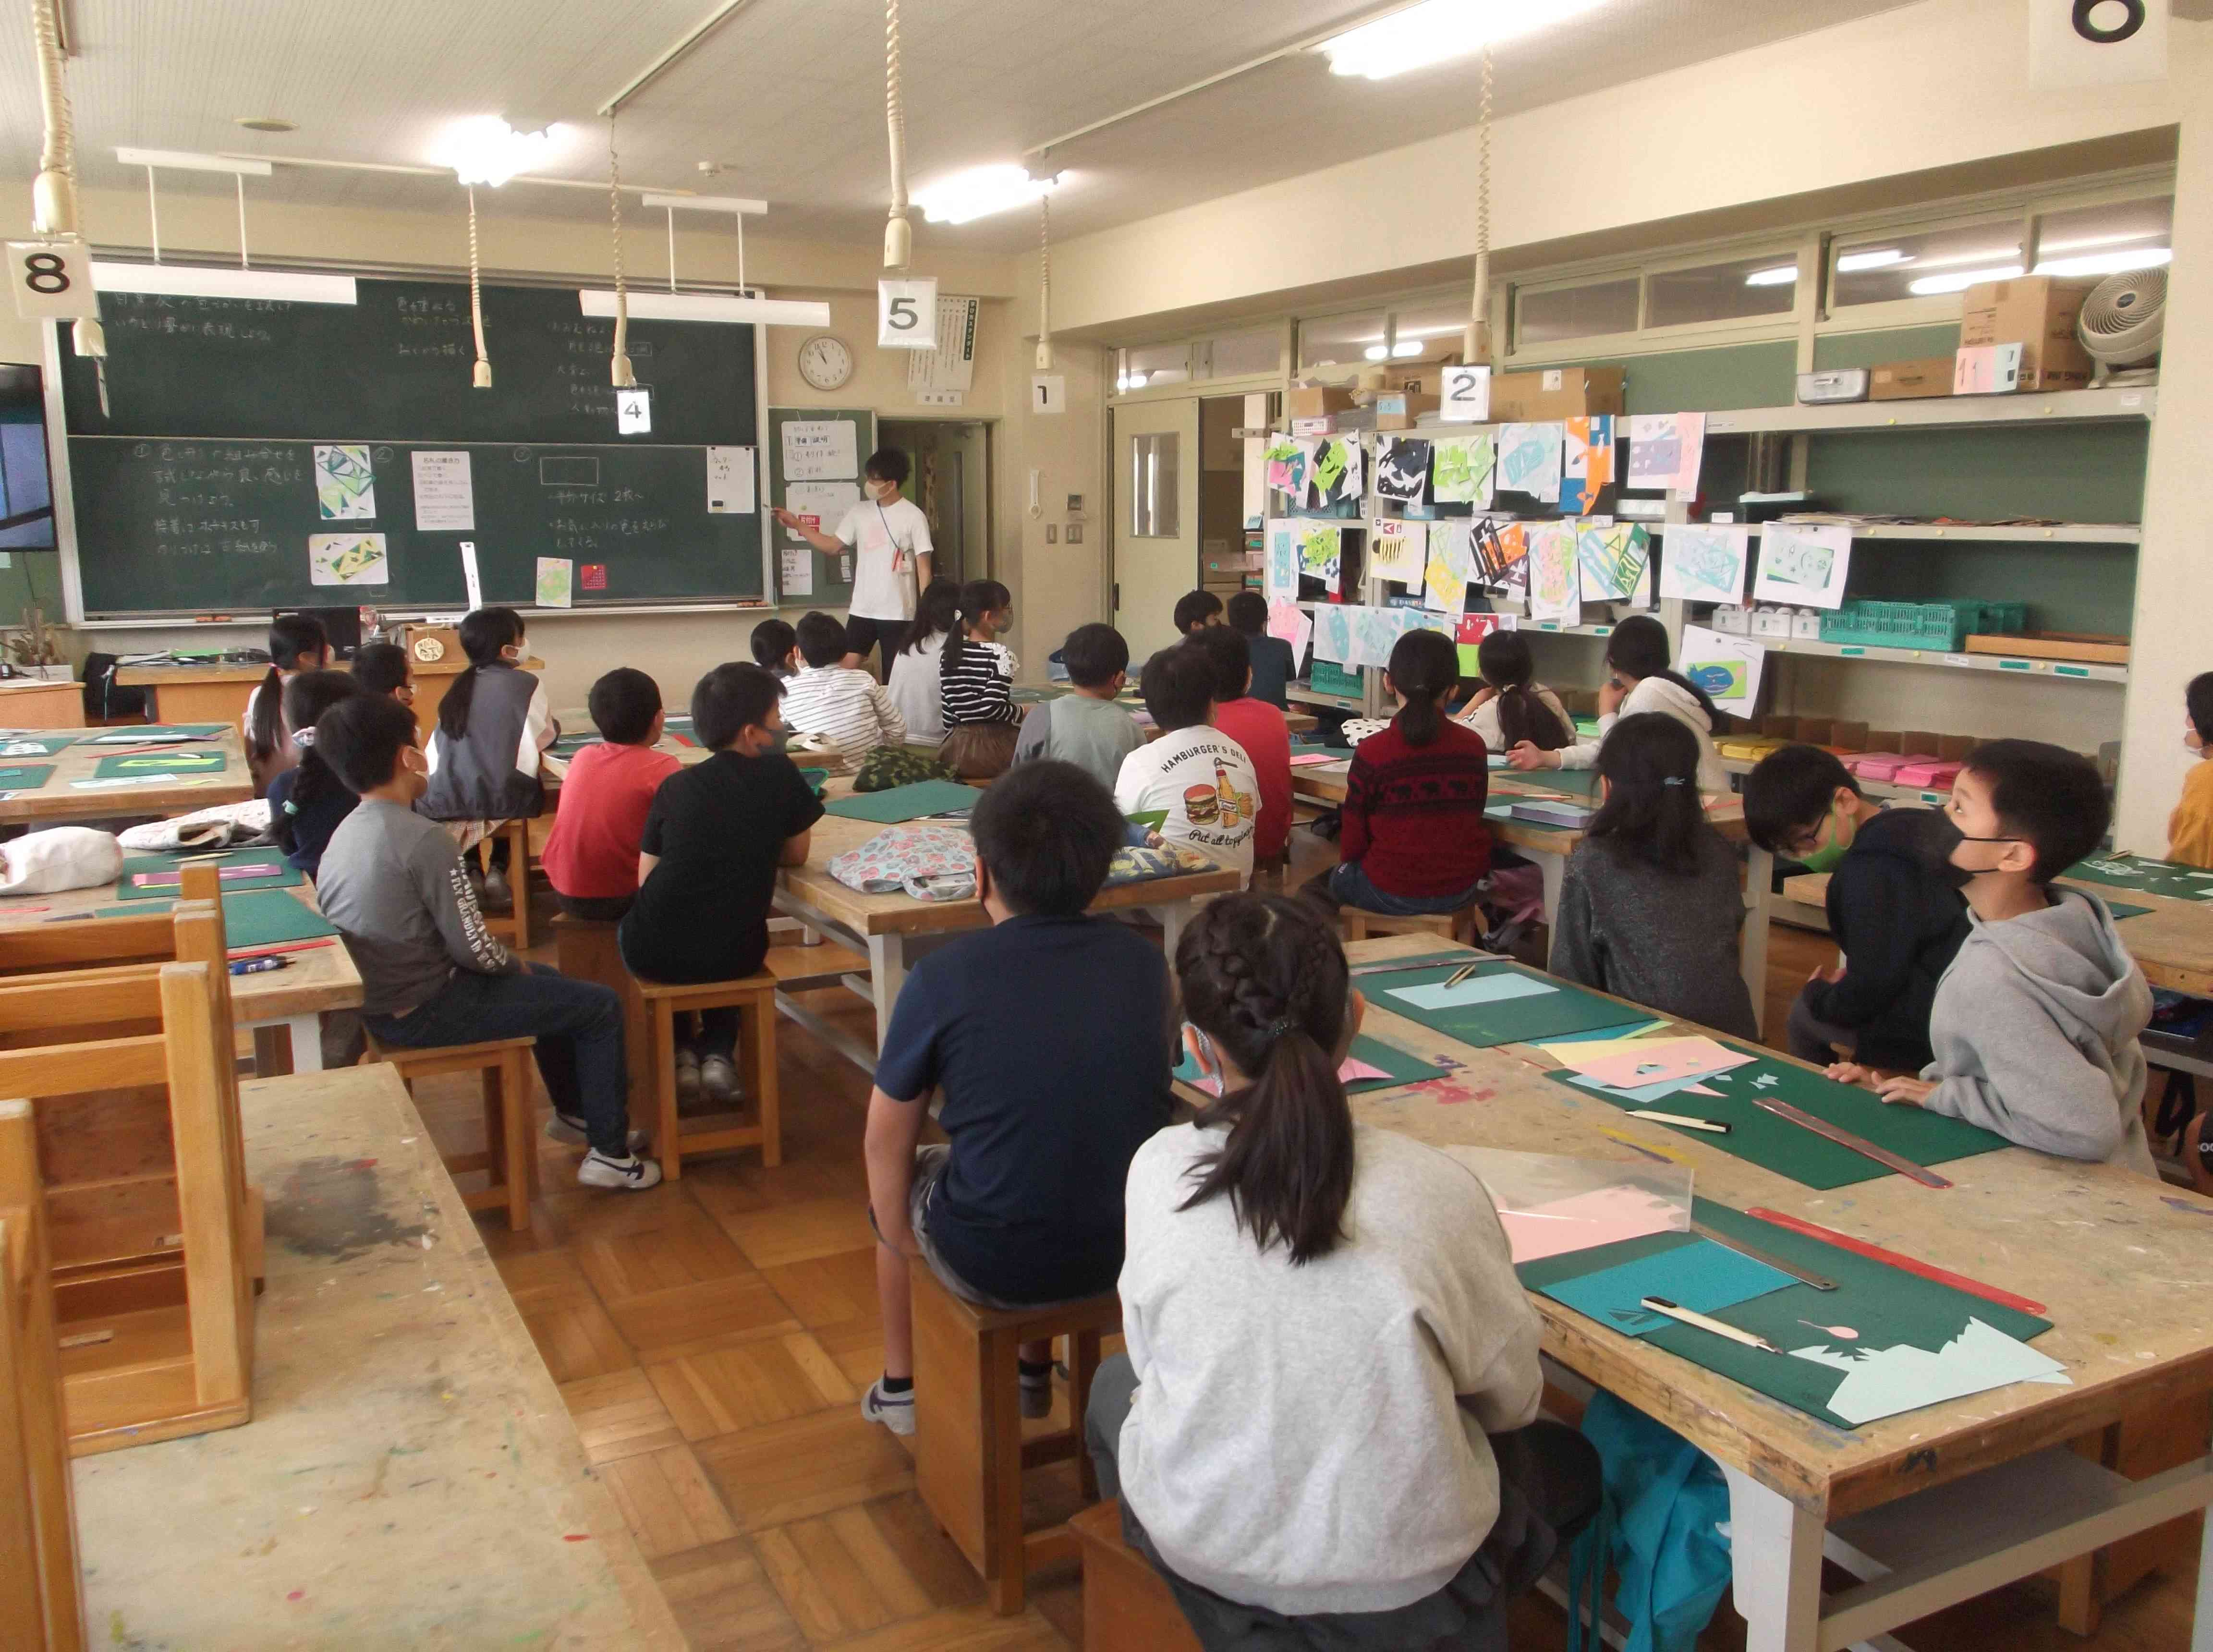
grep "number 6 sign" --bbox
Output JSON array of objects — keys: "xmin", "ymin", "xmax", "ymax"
[
  {"xmin": 7, "ymin": 240, "xmax": 98, "ymax": 320},
  {"xmin": 878, "ymin": 277, "xmax": 938, "ymax": 350}
]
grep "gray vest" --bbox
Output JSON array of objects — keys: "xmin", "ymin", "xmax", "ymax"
[{"xmin": 420, "ymin": 664, "xmax": 545, "ymax": 820}]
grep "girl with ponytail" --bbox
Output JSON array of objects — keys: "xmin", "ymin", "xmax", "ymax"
[
  {"xmin": 1551, "ymin": 711, "xmax": 1760, "ymax": 1037},
  {"xmin": 244, "ymin": 613, "xmax": 332, "ymax": 789},
  {"xmin": 1088, "ymin": 892, "xmax": 1595, "ymax": 1641},
  {"xmin": 937, "ymin": 579, "xmax": 1021, "ymax": 779},
  {"xmin": 1458, "ymin": 629, "xmax": 1571, "ymax": 752},
  {"xmin": 1306, "ymin": 626, "xmax": 1493, "ymax": 920},
  {"xmin": 419, "ymin": 607, "xmax": 556, "ymax": 908},
  {"xmin": 1507, "ymin": 613, "xmax": 1728, "ymax": 792},
  {"xmin": 267, "ymin": 669, "xmax": 362, "ymax": 875}
]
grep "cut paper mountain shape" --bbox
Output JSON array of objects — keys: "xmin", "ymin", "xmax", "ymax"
[{"xmin": 1790, "ymin": 1316, "xmax": 2070, "ymax": 1426}]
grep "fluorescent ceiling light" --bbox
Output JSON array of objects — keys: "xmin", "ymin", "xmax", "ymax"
[
  {"xmin": 1391, "ymin": 340, "xmax": 1424, "ymax": 357},
  {"xmin": 2038, "ymin": 228, "xmax": 2163, "ymax": 254},
  {"xmin": 115, "ymin": 146, "xmax": 271, "ymax": 176},
  {"xmin": 1908, "ymin": 263, "xmax": 2024, "ymax": 296},
  {"xmin": 639, "ymin": 193, "xmax": 767, "ymax": 215},
  {"xmin": 91, "ymin": 260, "xmax": 357, "ymax": 304},
  {"xmin": 1836, "ymin": 248, "xmax": 1905, "ymax": 272},
  {"xmin": 1363, "ymin": 344, "xmax": 1391, "ymax": 360},
  {"xmin": 915, "ymin": 164, "xmax": 1060, "ymax": 225},
  {"xmin": 1897, "ymin": 245, "xmax": 2022, "ymax": 272},
  {"xmin": 2034, "ymin": 247, "xmax": 2171, "ymax": 279},
  {"xmin": 1320, "ymin": 0, "xmax": 1605, "ymax": 81},
  {"xmin": 439, "ymin": 117, "xmax": 563, "ymax": 187},
  {"xmin": 1742, "ymin": 265, "xmax": 1798, "ymax": 287},
  {"xmin": 578, "ymin": 289, "xmax": 830, "ymax": 328}
]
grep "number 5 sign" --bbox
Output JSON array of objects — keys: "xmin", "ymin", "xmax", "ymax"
[
  {"xmin": 7, "ymin": 240, "xmax": 99, "ymax": 320},
  {"xmin": 878, "ymin": 277, "xmax": 938, "ymax": 350},
  {"xmin": 1439, "ymin": 364, "xmax": 1491, "ymax": 424}
]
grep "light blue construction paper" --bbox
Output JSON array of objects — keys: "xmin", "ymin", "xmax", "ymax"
[
  {"xmin": 1544, "ymin": 1020, "xmax": 1672, "ymax": 1046},
  {"xmin": 1568, "ymin": 1071, "xmax": 1708, "ymax": 1106},
  {"xmin": 1391, "ymin": 973, "xmax": 1558, "ymax": 1011},
  {"xmin": 1539, "ymin": 1239, "xmax": 1801, "ymax": 1337},
  {"xmin": 1789, "ymin": 1318, "xmax": 2069, "ymax": 1425}
]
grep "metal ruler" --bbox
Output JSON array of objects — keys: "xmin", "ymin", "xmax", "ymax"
[
  {"xmin": 1690, "ymin": 1221, "xmax": 1837, "ymax": 1291},
  {"xmin": 1751, "ymin": 1097, "xmax": 1954, "ymax": 1189}
]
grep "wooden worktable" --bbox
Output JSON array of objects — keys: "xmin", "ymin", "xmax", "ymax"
[
  {"xmin": 0, "ymin": 727, "xmax": 255, "ymax": 826},
  {"xmin": 71, "ymin": 1061, "xmax": 684, "ymax": 1646},
  {"xmin": 0, "ymin": 676, "xmax": 85, "ymax": 729},
  {"xmin": 1341, "ymin": 931, "xmax": 2213, "ymax": 1651},
  {"xmin": 120, "ymin": 656, "xmax": 541, "ymax": 745}
]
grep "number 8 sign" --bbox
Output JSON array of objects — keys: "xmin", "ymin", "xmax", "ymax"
[
  {"xmin": 7, "ymin": 240, "xmax": 99, "ymax": 320},
  {"xmin": 878, "ymin": 277, "xmax": 938, "ymax": 350}
]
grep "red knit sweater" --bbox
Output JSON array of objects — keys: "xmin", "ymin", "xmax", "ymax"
[{"xmin": 1340, "ymin": 716, "xmax": 1493, "ymax": 897}]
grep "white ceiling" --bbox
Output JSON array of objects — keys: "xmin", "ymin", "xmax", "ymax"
[{"xmin": 0, "ymin": 0, "xmax": 1917, "ymax": 256}]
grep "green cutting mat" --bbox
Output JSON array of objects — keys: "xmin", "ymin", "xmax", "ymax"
[
  {"xmin": 115, "ymin": 850, "xmax": 304, "ymax": 901},
  {"xmin": 2064, "ymin": 854, "xmax": 2213, "ymax": 901},
  {"xmin": 93, "ymin": 888, "xmax": 336, "ymax": 948},
  {"xmin": 0, "ymin": 734, "xmax": 77, "ymax": 756},
  {"xmin": 1518, "ymin": 1199, "xmax": 2052, "ymax": 1431},
  {"xmin": 80, "ymin": 724, "xmax": 230, "ymax": 744},
  {"xmin": 0, "ymin": 763, "xmax": 55, "ymax": 790},
  {"xmin": 825, "ymin": 779, "xmax": 982, "ymax": 824},
  {"xmin": 1549, "ymin": 1045, "xmax": 2009, "ymax": 1189},
  {"xmin": 93, "ymin": 749, "xmax": 230, "ymax": 779},
  {"xmin": 1342, "ymin": 1032, "xmax": 1454, "ymax": 1092},
  {"xmin": 2106, "ymin": 899, "xmax": 2153, "ymax": 920},
  {"xmin": 1366, "ymin": 960, "xmax": 1638, "ymax": 1046}
]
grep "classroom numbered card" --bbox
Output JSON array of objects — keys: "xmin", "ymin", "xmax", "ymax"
[
  {"xmin": 308, "ymin": 532, "xmax": 388, "ymax": 587},
  {"xmin": 6, "ymin": 238, "xmax": 97, "ymax": 319},
  {"xmin": 1439, "ymin": 364, "xmax": 1491, "ymax": 423},
  {"xmin": 313, "ymin": 444, "xmax": 377, "ymax": 520},
  {"xmin": 412, "ymin": 450, "xmax": 475, "ymax": 531},
  {"xmin": 1659, "ymin": 523, "xmax": 1752, "ymax": 605},
  {"xmin": 1753, "ymin": 522, "xmax": 1852, "ymax": 609},
  {"xmin": 706, "ymin": 446, "xmax": 757, "ymax": 514},
  {"xmin": 878, "ymin": 277, "xmax": 939, "ymax": 349}
]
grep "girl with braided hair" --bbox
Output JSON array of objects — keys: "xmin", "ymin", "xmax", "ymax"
[{"xmin": 1086, "ymin": 893, "xmax": 1600, "ymax": 1648}]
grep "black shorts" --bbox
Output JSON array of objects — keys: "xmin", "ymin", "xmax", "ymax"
[{"xmin": 843, "ymin": 615, "xmax": 910, "ymax": 668}]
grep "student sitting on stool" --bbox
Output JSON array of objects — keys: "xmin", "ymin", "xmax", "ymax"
[{"xmin": 541, "ymin": 668, "xmax": 681, "ymax": 923}]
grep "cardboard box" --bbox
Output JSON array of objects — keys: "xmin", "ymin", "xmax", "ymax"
[
  {"xmin": 1960, "ymin": 277, "xmax": 2097, "ymax": 391},
  {"xmin": 1953, "ymin": 343, "xmax": 2023, "ymax": 396},
  {"xmin": 1869, "ymin": 357, "xmax": 1956, "ymax": 401},
  {"xmin": 1487, "ymin": 367, "xmax": 1626, "ymax": 423},
  {"xmin": 1373, "ymin": 391, "xmax": 1441, "ymax": 431},
  {"xmin": 1285, "ymin": 385, "xmax": 1357, "ymax": 420}
]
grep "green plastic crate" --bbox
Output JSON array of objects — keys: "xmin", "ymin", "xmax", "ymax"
[{"xmin": 1310, "ymin": 659, "xmax": 1362, "ymax": 697}]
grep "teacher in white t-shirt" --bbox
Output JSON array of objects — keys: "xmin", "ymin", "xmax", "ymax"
[{"xmin": 773, "ymin": 447, "xmax": 935, "ymax": 674}]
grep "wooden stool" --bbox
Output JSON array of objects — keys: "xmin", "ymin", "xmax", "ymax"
[
  {"xmin": 632, "ymin": 973, "xmax": 779, "ymax": 1179},
  {"xmin": 912, "ymin": 1267, "xmax": 1122, "ymax": 1614},
  {"xmin": 1071, "ymin": 1500, "xmax": 1201, "ymax": 1652},
  {"xmin": 479, "ymin": 817, "xmax": 534, "ymax": 952},
  {"xmin": 364, "ymin": 1034, "xmax": 536, "ymax": 1230},
  {"xmin": 552, "ymin": 914, "xmax": 654, "ymax": 1110},
  {"xmin": 1340, "ymin": 902, "xmax": 1488, "ymax": 946}
]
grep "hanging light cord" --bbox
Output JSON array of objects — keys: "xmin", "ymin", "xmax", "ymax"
[
  {"xmin": 468, "ymin": 184, "xmax": 491, "ymax": 388},
  {"xmin": 1467, "ymin": 43, "xmax": 1494, "ymax": 366},
  {"xmin": 1035, "ymin": 192, "xmax": 1053, "ymax": 371},
  {"xmin": 609, "ymin": 116, "xmax": 636, "ymax": 388},
  {"xmin": 883, "ymin": 0, "xmax": 910, "ymax": 269},
  {"xmin": 31, "ymin": 0, "xmax": 104, "ymax": 365}
]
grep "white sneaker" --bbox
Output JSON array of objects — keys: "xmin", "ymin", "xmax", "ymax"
[
  {"xmin": 862, "ymin": 1378, "xmax": 915, "ymax": 1436},
  {"xmin": 674, "ymin": 1049, "xmax": 702, "ymax": 1099},
  {"xmin": 544, "ymin": 1114, "xmax": 650, "ymax": 1154},
  {"xmin": 700, "ymin": 1054, "xmax": 741, "ymax": 1104},
  {"xmin": 577, "ymin": 1150, "xmax": 663, "ymax": 1190},
  {"xmin": 480, "ymin": 867, "xmax": 513, "ymax": 911}
]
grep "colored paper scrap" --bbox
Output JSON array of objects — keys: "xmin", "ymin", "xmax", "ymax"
[
  {"xmin": 1265, "ymin": 598, "xmax": 1313, "ymax": 669},
  {"xmin": 1539, "ymin": 1239, "xmax": 1800, "ymax": 1337},
  {"xmin": 1392, "ymin": 972, "xmax": 1558, "ymax": 1011},
  {"xmin": 1566, "ymin": 1035, "xmax": 1755, "ymax": 1091},
  {"xmin": 1497, "ymin": 1184, "xmax": 1691, "ymax": 1265},
  {"xmin": 1790, "ymin": 1318, "xmax": 2070, "ymax": 1425}
]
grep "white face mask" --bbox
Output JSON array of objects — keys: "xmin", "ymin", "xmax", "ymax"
[{"xmin": 864, "ymin": 479, "xmax": 892, "ymax": 502}]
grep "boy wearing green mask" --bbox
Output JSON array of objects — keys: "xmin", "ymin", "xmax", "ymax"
[{"xmin": 1744, "ymin": 744, "xmax": 1969, "ymax": 1073}]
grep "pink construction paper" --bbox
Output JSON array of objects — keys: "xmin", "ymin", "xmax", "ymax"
[
  {"xmin": 1498, "ymin": 1185, "xmax": 1687, "ymax": 1264},
  {"xmin": 1188, "ymin": 1052, "xmax": 1391, "ymax": 1098},
  {"xmin": 1568, "ymin": 1036, "xmax": 1755, "ymax": 1092}
]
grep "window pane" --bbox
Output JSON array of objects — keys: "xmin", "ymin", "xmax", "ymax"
[
  {"xmin": 2034, "ymin": 195, "xmax": 2173, "ymax": 279},
  {"xmin": 1386, "ymin": 297, "xmax": 1469, "ymax": 363},
  {"xmin": 1118, "ymin": 342, "xmax": 1190, "ymax": 392},
  {"xmin": 1644, "ymin": 252, "xmax": 1798, "ymax": 328},
  {"xmin": 1207, "ymin": 329, "xmax": 1280, "ymax": 378},
  {"xmin": 1127, "ymin": 433, "xmax": 1179, "ymax": 538},
  {"xmin": 1830, "ymin": 219, "xmax": 2026, "ymax": 304},
  {"xmin": 1298, "ymin": 310, "xmax": 1386, "ymax": 371},
  {"xmin": 1513, "ymin": 277, "xmax": 1639, "ymax": 347}
]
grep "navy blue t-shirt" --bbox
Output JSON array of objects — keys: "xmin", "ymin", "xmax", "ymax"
[
  {"xmin": 267, "ymin": 764, "xmax": 357, "ymax": 877},
  {"xmin": 1244, "ymin": 633, "xmax": 1296, "ymax": 710},
  {"xmin": 875, "ymin": 913, "xmax": 1174, "ymax": 1304}
]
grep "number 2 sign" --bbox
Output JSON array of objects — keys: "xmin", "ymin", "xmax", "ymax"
[
  {"xmin": 1439, "ymin": 364, "xmax": 1492, "ymax": 424},
  {"xmin": 7, "ymin": 240, "xmax": 98, "ymax": 321},
  {"xmin": 878, "ymin": 277, "xmax": 939, "ymax": 350}
]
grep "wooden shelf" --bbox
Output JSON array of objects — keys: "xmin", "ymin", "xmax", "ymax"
[
  {"xmin": 1655, "ymin": 522, "xmax": 2142, "ymax": 546},
  {"xmin": 1718, "ymin": 754, "xmax": 1958, "ymax": 805},
  {"xmin": 1702, "ymin": 386, "xmax": 2156, "ymax": 435},
  {"xmin": 1286, "ymin": 683, "xmax": 1363, "ymax": 712},
  {"xmin": 1745, "ymin": 634, "xmax": 2128, "ymax": 684}
]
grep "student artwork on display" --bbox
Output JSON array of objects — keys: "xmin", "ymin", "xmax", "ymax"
[
  {"xmin": 1367, "ymin": 517, "xmax": 1425, "ymax": 585},
  {"xmin": 1528, "ymin": 521, "xmax": 1581, "ymax": 628},
  {"xmin": 1472, "ymin": 518, "xmax": 1530, "ymax": 592},
  {"xmin": 1297, "ymin": 522, "xmax": 1344, "ymax": 594},
  {"xmin": 1266, "ymin": 597, "xmax": 1313, "ymax": 670},
  {"xmin": 1499, "ymin": 422, "xmax": 1564, "ymax": 504},
  {"xmin": 1264, "ymin": 437, "xmax": 1308, "ymax": 499},
  {"xmin": 1264, "ymin": 520, "xmax": 1301, "ymax": 600},
  {"xmin": 1680, "ymin": 623, "xmax": 1767, "ymax": 713},
  {"xmin": 1430, "ymin": 430, "xmax": 1496, "ymax": 506},
  {"xmin": 1374, "ymin": 437, "xmax": 1432, "ymax": 503},
  {"xmin": 1559, "ymin": 415, "xmax": 1616, "ymax": 515},
  {"xmin": 1658, "ymin": 523, "xmax": 1752, "ymax": 605},
  {"xmin": 1307, "ymin": 435, "xmax": 1363, "ymax": 507},
  {"xmin": 1628, "ymin": 413, "xmax": 1708, "ymax": 494},
  {"xmin": 1424, "ymin": 519, "xmax": 1480, "ymax": 616},
  {"xmin": 1455, "ymin": 611, "xmax": 1514, "ymax": 675},
  {"xmin": 1312, "ymin": 602, "xmax": 1355, "ymax": 666},
  {"xmin": 1753, "ymin": 522, "xmax": 1853, "ymax": 609},
  {"xmin": 1575, "ymin": 522, "xmax": 1652, "ymax": 605}
]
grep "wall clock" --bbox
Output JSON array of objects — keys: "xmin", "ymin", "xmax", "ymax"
[{"xmin": 798, "ymin": 334, "xmax": 854, "ymax": 391}]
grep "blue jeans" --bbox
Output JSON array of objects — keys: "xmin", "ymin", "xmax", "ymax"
[
  {"xmin": 367, "ymin": 964, "xmax": 632, "ymax": 1156},
  {"xmin": 1328, "ymin": 860, "xmax": 1487, "ymax": 917}
]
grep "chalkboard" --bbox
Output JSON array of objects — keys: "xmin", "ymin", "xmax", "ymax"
[
  {"xmin": 766, "ymin": 406, "xmax": 874, "ymax": 608},
  {"xmin": 52, "ymin": 277, "xmax": 765, "ymax": 615}
]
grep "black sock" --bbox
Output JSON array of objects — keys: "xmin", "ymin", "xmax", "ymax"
[{"xmin": 880, "ymin": 1373, "xmax": 912, "ymax": 1395}]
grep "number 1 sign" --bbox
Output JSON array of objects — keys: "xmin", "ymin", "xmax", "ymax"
[
  {"xmin": 8, "ymin": 239, "xmax": 98, "ymax": 320},
  {"xmin": 878, "ymin": 277, "xmax": 939, "ymax": 349}
]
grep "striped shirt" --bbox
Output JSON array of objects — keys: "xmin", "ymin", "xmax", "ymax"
[
  {"xmin": 940, "ymin": 638, "xmax": 1021, "ymax": 728},
  {"xmin": 780, "ymin": 664, "xmax": 907, "ymax": 773}
]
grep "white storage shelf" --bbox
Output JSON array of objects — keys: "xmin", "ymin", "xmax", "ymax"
[
  {"xmin": 1658, "ymin": 522, "xmax": 2141, "ymax": 546},
  {"xmin": 1702, "ymin": 385, "xmax": 2156, "ymax": 435},
  {"xmin": 1733, "ymin": 632, "xmax": 2127, "ymax": 684},
  {"xmin": 1717, "ymin": 754, "xmax": 1956, "ymax": 804}
]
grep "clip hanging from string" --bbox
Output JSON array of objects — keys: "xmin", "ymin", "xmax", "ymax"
[
  {"xmin": 883, "ymin": 0, "xmax": 910, "ymax": 270},
  {"xmin": 467, "ymin": 185, "xmax": 491, "ymax": 389}
]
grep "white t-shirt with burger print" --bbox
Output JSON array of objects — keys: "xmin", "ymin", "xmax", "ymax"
[{"xmin": 1114, "ymin": 725, "xmax": 1260, "ymax": 885}]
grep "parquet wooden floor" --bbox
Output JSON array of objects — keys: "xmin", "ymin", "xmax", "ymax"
[{"xmin": 392, "ymin": 871, "xmax": 2189, "ymax": 1651}]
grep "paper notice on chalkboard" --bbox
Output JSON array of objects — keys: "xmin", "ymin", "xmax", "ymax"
[
  {"xmin": 459, "ymin": 541, "xmax": 482, "ymax": 610},
  {"xmin": 313, "ymin": 445, "xmax": 376, "ymax": 520},
  {"xmin": 535, "ymin": 557, "xmax": 574, "ymax": 609},
  {"xmin": 706, "ymin": 446, "xmax": 756, "ymax": 514},
  {"xmin": 781, "ymin": 421, "xmax": 858, "ymax": 482},
  {"xmin": 309, "ymin": 532, "xmax": 388, "ymax": 586},
  {"xmin": 780, "ymin": 545, "xmax": 815, "ymax": 598},
  {"xmin": 783, "ymin": 482, "xmax": 859, "ymax": 546},
  {"xmin": 412, "ymin": 450, "xmax": 475, "ymax": 531}
]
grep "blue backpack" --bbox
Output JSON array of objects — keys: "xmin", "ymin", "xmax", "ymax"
[{"xmin": 1567, "ymin": 1389, "xmax": 1734, "ymax": 1652}]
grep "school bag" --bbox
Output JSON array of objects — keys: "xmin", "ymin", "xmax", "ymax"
[
  {"xmin": 826, "ymin": 823, "xmax": 977, "ymax": 902},
  {"xmin": 853, "ymin": 744, "xmax": 958, "ymax": 792},
  {"xmin": 1567, "ymin": 1389, "xmax": 1733, "ymax": 1652}
]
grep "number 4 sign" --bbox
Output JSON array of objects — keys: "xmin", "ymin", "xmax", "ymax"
[
  {"xmin": 7, "ymin": 240, "xmax": 98, "ymax": 320},
  {"xmin": 1439, "ymin": 364, "xmax": 1491, "ymax": 424},
  {"xmin": 878, "ymin": 277, "xmax": 938, "ymax": 350}
]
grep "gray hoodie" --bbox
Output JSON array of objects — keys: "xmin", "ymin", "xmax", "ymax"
[
  {"xmin": 1920, "ymin": 887, "xmax": 2156, "ymax": 1178},
  {"xmin": 1555, "ymin": 673, "xmax": 1728, "ymax": 794}
]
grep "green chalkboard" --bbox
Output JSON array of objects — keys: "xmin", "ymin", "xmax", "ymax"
[{"xmin": 54, "ymin": 277, "xmax": 764, "ymax": 614}]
